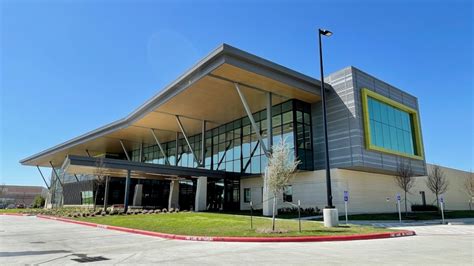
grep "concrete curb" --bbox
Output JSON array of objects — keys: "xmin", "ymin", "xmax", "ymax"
[
  {"xmin": 0, "ymin": 213, "xmax": 31, "ymax": 216},
  {"xmin": 34, "ymin": 215, "xmax": 416, "ymax": 242}
]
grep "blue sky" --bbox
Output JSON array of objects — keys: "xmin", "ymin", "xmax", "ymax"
[{"xmin": 1, "ymin": 0, "xmax": 472, "ymax": 186}]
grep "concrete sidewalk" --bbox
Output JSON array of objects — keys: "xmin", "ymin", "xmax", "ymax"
[
  {"xmin": 345, "ymin": 218, "xmax": 474, "ymax": 228},
  {"xmin": 1, "ymin": 215, "xmax": 473, "ymax": 264}
]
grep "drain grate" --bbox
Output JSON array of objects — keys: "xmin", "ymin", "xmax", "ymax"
[
  {"xmin": 71, "ymin": 256, "xmax": 110, "ymax": 263},
  {"xmin": 30, "ymin": 241, "xmax": 46, "ymax": 244}
]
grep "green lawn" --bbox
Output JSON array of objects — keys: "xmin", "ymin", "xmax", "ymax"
[
  {"xmin": 0, "ymin": 208, "xmax": 30, "ymax": 213},
  {"xmin": 331, "ymin": 210, "xmax": 474, "ymax": 221},
  {"xmin": 75, "ymin": 212, "xmax": 392, "ymax": 237}
]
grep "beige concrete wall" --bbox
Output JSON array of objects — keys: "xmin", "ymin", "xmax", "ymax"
[
  {"xmin": 240, "ymin": 164, "xmax": 472, "ymax": 213},
  {"xmin": 413, "ymin": 164, "xmax": 472, "ymax": 210}
]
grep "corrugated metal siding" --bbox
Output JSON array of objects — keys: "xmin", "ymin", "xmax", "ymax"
[{"xmin": 312, "ymin": 66, "xmax": 426, "ymax": 176}]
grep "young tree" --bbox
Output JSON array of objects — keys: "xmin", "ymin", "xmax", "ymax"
[
  {"xmin": 464, "ymin": 171, "xmax": 474, "ymax": 210},
  {"xmin": 394, "ymin": 160, "xmax": 415, "ymax": 215},
  {"xmin": 32, "ymin": 195, "xmax": 46, "ymax": 208},
  {"xmin": 426, "ymin": 164, "xmax": 448, "ymax": 209},
  {"xmin": 93, "ymin": 157, "xmax": 107, "ymax": 211},
  {"xmin": 264, "ymin": 140, "xmax": 300, "ymax": 231}
]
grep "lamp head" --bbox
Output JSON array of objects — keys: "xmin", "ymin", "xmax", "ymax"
[{"xmin": 319, "ymin": 29, "xmax": 333, "ymax": 37}]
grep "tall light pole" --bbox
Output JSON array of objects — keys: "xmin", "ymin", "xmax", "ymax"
[{"xmin": 318, "ymin": 28, "xmax": 338, "ymax": 227}]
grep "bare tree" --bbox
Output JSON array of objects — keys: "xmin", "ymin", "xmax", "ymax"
[
  {"xmin": 93, "ymin": 157, "xmax": 107, "ymax": 211},
  {"xmin": 464, "ymin": 170, "xmax": 474, "ymax": 210},
  {"xmin": 0, "ymin": 183, "xmax": 5, "ymax": 197},
  {"xmin": 264, "ymin": 140, "xmax": 300, "ymax": 231},
  {"xmin": 426, "ymin": 165, "xmax": 448, "ymax": 209},
  {"xmin": 395, "ymin": 160, "xmax": 415, "ymax": 215}
]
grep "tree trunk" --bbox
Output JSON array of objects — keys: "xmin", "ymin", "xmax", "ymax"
[
  {"xmin": 404, "ymin": 190, "xmax": 408, "ymax": 215},
  {"xmin": 272, "ymin": 194, "xmax": 277, "ymax": 231},
  {"xmin": 436, "ymin": 194, "xmax": 439, "ymax": 212}
]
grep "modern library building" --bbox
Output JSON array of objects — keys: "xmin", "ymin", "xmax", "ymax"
[{"xmin": 20, "ymin": 44, "xmax": 472, "ymax": 214}]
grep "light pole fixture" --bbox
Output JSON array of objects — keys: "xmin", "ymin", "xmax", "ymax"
[{"xmin": 318, "ymin": 28, "xmax": 338, "ymax": 227}]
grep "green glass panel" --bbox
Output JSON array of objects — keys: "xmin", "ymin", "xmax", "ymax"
[{"xmin": 282, "ymin": 111, "xmax": 293, "ymax": 124}]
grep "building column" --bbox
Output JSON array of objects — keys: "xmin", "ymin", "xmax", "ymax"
[
  {"xmin": 195, "ymin": 176, "xmax": 207, "ymax": 211},
  {"xmin": 103, "ymin": 176, "xmax": 110, "ymax": 210},
  {"xmin": 168, "ymin": 180, "xmax": 180, "ymax": 210},
  {"xmin": 132, "ymin": 183, "xmax": 143, "ymax": 206},
  {"xmin": 124, "ymin": 169, "xmax": 131, "ymax": 212},
  {"xmin": 262, "ymin": 177, "xmax": 277, "ymax": 216}
]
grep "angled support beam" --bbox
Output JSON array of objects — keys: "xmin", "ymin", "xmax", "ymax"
[
  {"xmin": 119, "ymin": 140, "xmax": 131, "ymax": 161},
  {"xmin": 36, "ymin": 166, "xmax": 50, "ymax": 189},
  {"xmin": 217, "ymin": 140, "xmax": 233, "ymax": 170},
  {"xmin": 49, "ymin": 161, "xmax": 63, "ymax": 188},
  {"xmin": 243, "ymin": 142, "xmax": 262, "ymax": 172},
  {"xmin": 209, "ymin": 73, "xmax": 288, "ymax": 100},
  {"xmin": 73, "ymin": 174, "xmax": 80, "ymax": 183},
  {"xmin": 152, "ymin": 110, "xmax": 220, "ymax": 126},
  {"xmin": 234, "ymin": 83, "xmax": 270, "ymax": 157},
  {"xmin": 175, "ymin": 115, "xmax": 201, "ymax": 166},
  {"xmin": 150, "ymin": 129, "xmax": 170, "ymax": 165},
  {"xmin": 85, "ymin": 149, "xmax": 92, "ymax": 157}
]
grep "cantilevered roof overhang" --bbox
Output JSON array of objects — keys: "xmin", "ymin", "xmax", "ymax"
[{"xmin": 20, "ymin": 43, "xmax": 322, "ymax": 167}]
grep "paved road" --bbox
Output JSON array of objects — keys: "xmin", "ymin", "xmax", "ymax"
[{"xmin": 1, "ymin": 215, "xmax": 472, "ymax": 265}]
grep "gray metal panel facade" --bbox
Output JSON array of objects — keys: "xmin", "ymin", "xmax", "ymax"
[{"xmin": 312, "ymin": 66, "xmax": 426, "ymax": 176}]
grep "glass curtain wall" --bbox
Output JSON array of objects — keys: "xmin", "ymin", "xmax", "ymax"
[{"xmin": 131, "ymin": 99, "xmax": 313, "ymax": 174}]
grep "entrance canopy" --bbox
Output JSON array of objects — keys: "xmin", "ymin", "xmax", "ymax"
[
  {"xmin": 63, "ymin": 155, "xmax": 239, "ymax": 180},
  {"xmin": 21, "ymin": 44, "xmax": 322, "ymax": 168}
]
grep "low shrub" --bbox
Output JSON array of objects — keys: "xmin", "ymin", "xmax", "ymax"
[
  {"xmin": 278, "ymin": 206, "xmax": 322, "ymax": 216},
  {"xmin": 411, "ymin": 204, "xmax": 439, "ymax": 212}
]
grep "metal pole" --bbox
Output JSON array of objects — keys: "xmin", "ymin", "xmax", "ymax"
[
  {"xmin": 298, "ymin": 200, "xmax": 301, "ymax": 232},
  {"xmin": 319, "ymin": 30, "xmax": 333, "ymax": 208},
  {"xmin": 201, "ymin": 120, "xmax": 206, "ymax": 167},
  {"xmin": 124, "ymin": 170, "xmax": 131, "ymax": 213},
  {"xmin": 139, "ymin": 142, "xmax": 143, "ymax": 162},
  {"xmin": 266, "ymin": 92, "xmax": 273, "ymax": 149},
  {"xmin": 250, "ymin": 201, "xmax": 253, "ymax": 229},
  {"xmin": 397, "ymin": 199, "xmax": 402, "ymax": 224},
  {"xmin": 73, "ymin": 174, "xmax": 80, "ymax": 183},
  {"xmin": 345, "ymin": 201, "xmax": 348, "ymax": 224},
  {"xmin": 440, "ymin": 200, "xmax": 445, "ymax": 224},
  {"xmin": 175, "ymin": 132, "xmax": 179, "ymax": 166}
]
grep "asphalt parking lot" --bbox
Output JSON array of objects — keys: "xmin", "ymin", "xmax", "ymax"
[{"xmin": 0, "ymin": 215, "xmax": 472, "ymax": 265}]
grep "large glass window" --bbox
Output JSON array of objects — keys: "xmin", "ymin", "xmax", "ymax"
[
  {"xmin": 243, "ymin": 188, "xmax": 251, "ymax": 203},
  {"xmin": 81, "ymin": 191, "xmax": 93, "ymax": 205},
  {"xmin": 129, "ymin": 99, "xmax": 314, "ymax": 174},
  {"xmin": 283, "ymin": 185, "xmax": 293, "ymax": 202},
  {"xmin": 363, "ymin": 89, "xmax": 423, "ymax": 159}
]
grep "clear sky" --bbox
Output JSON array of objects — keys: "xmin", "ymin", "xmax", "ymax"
[{"xmin": 1, "ymin": 0, "xmax": 472, "ymax": 186}]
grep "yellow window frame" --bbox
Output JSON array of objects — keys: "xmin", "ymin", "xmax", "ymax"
[{"xmin": 361, "ymin": 88, "xmax": 424, "ymax": 160}]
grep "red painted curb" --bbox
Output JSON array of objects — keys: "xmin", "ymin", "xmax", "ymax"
[{"xmin": 33, "ymin": 215, "xmax": 416, "ymax": 242}]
